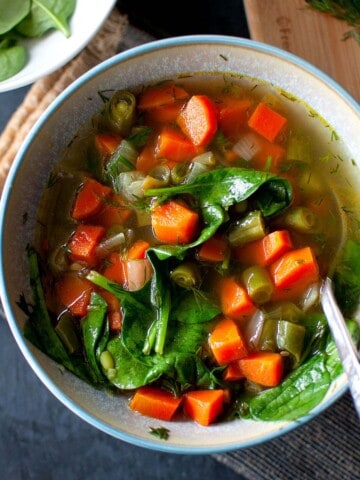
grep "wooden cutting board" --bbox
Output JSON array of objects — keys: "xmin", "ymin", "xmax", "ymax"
[{"xmin": 243, "ymin": 0, "xmax": 360, "ymax": 102}]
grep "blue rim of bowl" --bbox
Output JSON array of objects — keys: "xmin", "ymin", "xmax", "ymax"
[{"xmin": 0, "ymin": 34, "xmax": 358, "ymax": 454}]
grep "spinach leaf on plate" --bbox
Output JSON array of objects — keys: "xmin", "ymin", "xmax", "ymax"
[
  {"xmin": 0, "ymin": 0, "xmax": 30, "ymax": 35},
  {"xmin": 16, "ymin": 0, "xmax": 76, "ymax": 38},
  {"xmin": 0, "ymin": 44, "xmax": 27, "ymax": 81}
]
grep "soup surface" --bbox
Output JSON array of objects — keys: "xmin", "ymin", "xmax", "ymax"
[{"xmin": 27, "ymin": 74, "xmax": 360, "ymax": 426}]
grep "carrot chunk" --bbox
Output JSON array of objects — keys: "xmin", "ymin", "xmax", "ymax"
[
  {"xmin": 71, "ymin": 178, "xmax": 112, "ymax": 221},
  {"xmin": 223, "ymin": 361, "xmax": 246, "ymax": 382},
  {"xmin": 177, "ymin": 95, "xmax": 218, "ymax": 147},
  {"xmin": 233, "ymin": 230, "xmax": 293, "ymax": 267},
  {"xmin": 248, "ymin": 102, "xmax": 287, "ymax": 143},
  {"xmin": 94, "ymin": 133, "xmax": 122, "ymax": 156},
  {"xmin": 99, "ymin": 290, "xmax": 122, "ymax": 332},
  {"xmin": 217, "ymin": 96, "xmax": 251, "ymax": 139},
  {"xmin": 103, "ymin": 253, "xmax": 126, "ymax": 285},
  {"xmin": 127, "ymin": 240, "xmax": 150, "ymax": 260},
  {"xmin": 93, "ymin": 194, "xmax": 134, "ymax": 229},
  {"xmin": 144, "ymin": 101, "xmax": 187, "ymax": 125},
  {"xmin": 56, "ymin": 274, "xmax": 94, "ymax": 317},
  {"xmin": 238, "ymin": 352, "xmax": 284, "ymax": 387},
  {"xmin": 151, "ymin": 200, "xmax": 199, "ymax": 245},
  {"xmin": 198, "ymin": 234, "xmax": 228, "ymax": 262},
  {"xmin": 68, "ymin": 225, "xmax": 105, "ymax": 266},
  {"xmin": 155, "ymin": 126, "xmax": 201, "ymax": 162},
  {"xmin": 209, "ymin": 317, "xmax": 248, "ymax": 365},
  {"xmin": 129, "ymin": 386, "xmax": 182, "ymax": 421},
  {"xmin": 138, "ymin": 83, "xmax": 189, "ymax": 110},
  {"xmin": 269, "ymin": 246, "xmax": 319, "ymax": 300},
  {"xmin": 218, "ymin": 276, "xmax": 257, "ymax": 321},
  {"xmin": 183, "ymin": 390, "xmax": 224, "ymax": 426}
]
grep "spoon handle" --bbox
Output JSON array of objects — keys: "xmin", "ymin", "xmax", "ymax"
[{"xmin": 321, "ymin": 277, "xmax": 360, "ymax": 420}]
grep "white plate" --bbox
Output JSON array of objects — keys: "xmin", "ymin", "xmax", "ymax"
[{"xmin": 0, "ymin": 0, "xmax": 117, "ymax": 92}]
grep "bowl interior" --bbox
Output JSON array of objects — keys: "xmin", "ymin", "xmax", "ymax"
[{"xmin": 1, "ymin": 36, "xmax": 360, "ymax": 453}]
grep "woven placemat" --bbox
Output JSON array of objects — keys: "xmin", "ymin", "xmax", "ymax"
[{"xmin": 1, "ymin": 14, "xmax": 359, "ymax": 480}]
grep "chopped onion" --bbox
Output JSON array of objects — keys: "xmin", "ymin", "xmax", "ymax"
[
  {"xmin": 300, "ymin": 282, "xmax": 321, "ymax": 311},
  {"xmin": 244, "ymin": 309, "xmax": 265, "ymax": 350},
  {"xmin": 117, "ymin": 171, "xmax": 146, "ymax": 201},
  {"xmin": 124, "ymin": 259, "xmax": 153, "ymax": 291},
  {"xmin": 232, "ymin": 132, "xmax": 262, "ymax": 161},
  {"xmin": 96, "ymin": 232, "xmax": 126, "ymax": 258}
]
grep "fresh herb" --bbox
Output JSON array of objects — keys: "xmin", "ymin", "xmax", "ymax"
[
  {"xmin": 0, "ymin": 0, "xmax": 76, "ymax": 81},
  {"xmin": 149, "ymin": 426, "xmax": 170, "ymax": 440},
  {"xmin": 305, "ymin": 0, "xmax": 360, "ymax": 43}
]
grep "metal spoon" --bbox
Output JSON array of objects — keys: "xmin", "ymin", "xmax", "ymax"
[{"xmin": 321, "ymin": 277, "xmax": 360, "ymax": 419}]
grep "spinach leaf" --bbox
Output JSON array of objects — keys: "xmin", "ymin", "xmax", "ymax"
[
  {"xmin": 172, "ymin": 290, "xmax": 221, "ymax": 324},
  {"xmin": 81, "ymin": 292, "xmax": 108, "ymax": 384},
  {"xmin": 16, "ymin": 0, "xmax": 76, "ymax": 38},
  {"xmin": 0, "ymin": 44, "xmax": 27, "ymax": 81},
  {"xmin": 0, "ymin": 0, "xmax": 30, "ymax": 34},
  {"xmin": 333, "ymin": 239, "xmax": 360, "ymax": 316},
  {"xmin": 145, "ymin": 168, "xmax": 293, "ymax": 260},
  {"xmin": 23, "ymin": 247, "xmax": 92, "ymax": 383},
  {"xmin": 245, "ymin": 353, "xmax": 330, "ymax": 421}
]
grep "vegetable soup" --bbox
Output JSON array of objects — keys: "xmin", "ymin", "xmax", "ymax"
[{"xmin": 27, "ymin": 74, "xmax": 360, "ymax": 426}]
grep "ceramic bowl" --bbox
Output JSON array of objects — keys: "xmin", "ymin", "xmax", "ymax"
[{"xmin": 1, "ymin": 35, "xmax": 360, "ymax": 454}]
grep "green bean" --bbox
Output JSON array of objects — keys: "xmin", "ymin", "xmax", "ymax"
[
  {"xmin": 171, "ymin": 162, "xmax": 190, "ymax": 185},
  {"xmin": 228, "ymin": 210, "xmax": 266, "ymax": 246},
  {"xmin": 276, "ymin": 320, "xmax": 305, "ymax": 363},
  {"xmin": 242, "ymin": 265, "xmax": 274, "ymax": 304},
  {"xmin": 259, "ymin": 319, "xmax": 278, "ymax": 352},
  {"xmin": 95, "ymin": 90, "xmax": 136, "ymax": 136},
  {"xmin": 192, "ymin": 151, "xmax": 216, "ymax": 166},
  {"xmin": 265, "ymin": 301, "xmax": 304, "ymax": 323},
  {"xmin": 55, "ymin": 314, "xmax": 80, "ymax": 354},
  {"xmin": 99, "ymin": 350, "xmax": 115, "ymax": 371},
  {"xmin": 170, "ymin": 262, "xmax": 201, "ymax": 289},
  {"xmin": 281, "ymin": 206, "xmax": 319, "ymax": 233}
]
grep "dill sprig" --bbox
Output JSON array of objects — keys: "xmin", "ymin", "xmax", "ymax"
[{"xmin": 305, "ymin": 0, "xmax": 360, "ymax": 43}]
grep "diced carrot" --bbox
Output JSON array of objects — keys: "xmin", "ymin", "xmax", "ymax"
[
  {"xmin": 99, "ymin": 290, "xmax": 122, "ymax": 332},
  {"xmin": 218, "ymin": 276, "xmax": 257, "ymax": 321},
  {"xmin": 251, "ymin": 138, "xmax": 286, "ymax": 171},
  {"xmin": 177, "ymin": 95, "xmax": 218, "ymax": 147},
  {"xmin": 269, "ymin": 246, "xmax": 319, "ymax": 300},
  {"xmin": 198, "ymin": 234, "xmax": 228, "ymax": 262},
  {"xmin": 155, "ymin": 126, "xmax": 201, "ymax": 162},
  {"xmin": 183, "ymin": 390, "xmax": 224, "ymax": 426},
  {"xmin": 216, "ymin": 96, "xmax": 251, "ymax": 139},
  {"xmin": 129, "ymin": 386, "xmax": 182, "ymax": 421},
  {"xmin": 136, "ymin": 144, "xmax": 159, "ymax": 173},
  {"xmin": 223, "ymin": 361, "xmax": 246, "ymax": 382},
  {"xmin": 68, "ymin": 225, "xmax": 105, "ymax": 266},
  {"xmin": 238, "ymin": 352, "xmax": 284, "ymax": 387},
  {"xmin": 248, "ymin": 102, "xmax": 287, "ymax": 143},
  {"xmin": 144, "ymin": 101, "xmax": 187, "ymax": 125},
  {"xmin": 209, "ymin": 317, "xmax": 248, "ymax": 365},
  {"xmin": 127, "ymin": 240, "xmax": 150, "ymax": 260},
  {"xmin": 103, "ymin": 253, "xmax": 126, "ymax": 284},
  {"xmin": 138, "ymin": 83, "xmax": 189, "ymax": 110},
  {"xmin": 93, "ymin": 194, "xmax": 134, "ymax": 229},
  {"xmin": 56, "ymin": 274, "xmax": 94, "ymax": 317},
  {"xmin": 151, "ymin": 200, "xmax": 200, "ymax": 245},
  {"xmin": 94, "ymin": 133, "xmax": 122, "ymax": 156},
  {"xmin": 233, "ymin": 230, "xmax": 293, "ymax": 267},
  {"xmin": 71, "ymin": 178, "xmax": 112, "ymax": 221}
]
